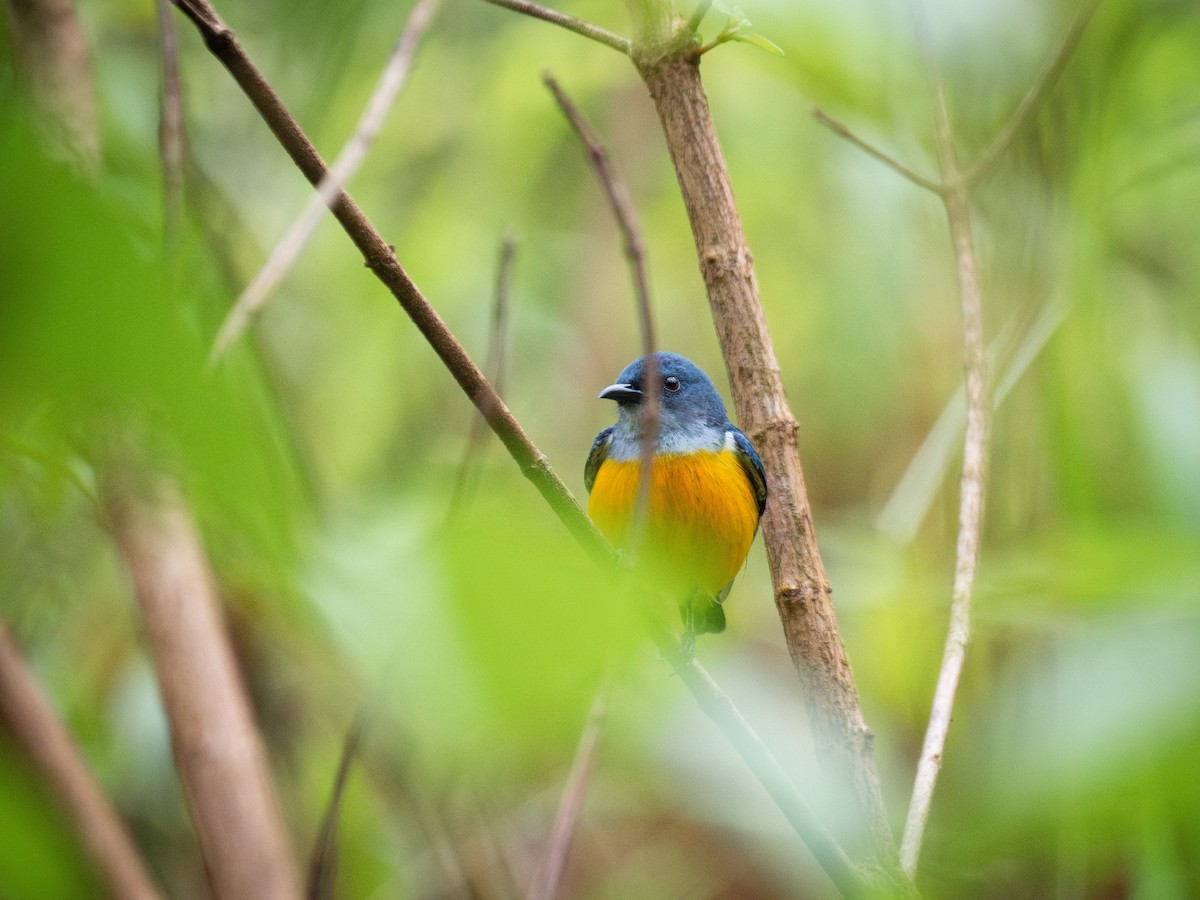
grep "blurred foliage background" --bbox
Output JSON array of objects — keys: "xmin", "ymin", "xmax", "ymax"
[{"xmin": 2, "ymin": 0, "xmax": 1199, "ymax": 896}]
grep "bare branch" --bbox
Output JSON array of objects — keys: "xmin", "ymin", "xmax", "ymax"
[
  {"xmin": 480, "ymin": 0, "xmax": 631, "ymax": 55},
  {"xmin": 166, "ymin": 0, "xmax": 613, "ymax": 565},
  {"xmin": 446, "ymin": 229, "xmax": 519, "ymax": 519},
  {"xmin": 8, "ymin": 0, "xmax": 101, "ymax": 170},
  {"xmin": 209, "ymin": 0, "xmax": 441, "ymax": 363},
  {"xmin": 0, "ymin": 618, "xmax": 164, "ymax": 900},
  {"xmin": 898, "ymin": 4, "xmax": 990, "ymax": 876},
  {"xmin": 962, "ymin": 0, "xmax": 1099, "ymax": 186},
  {"xmin": 541, "ymin": 72, "xmax": 660, "ymax": 559},
  {"xmin": 156, "ymin": 0, "xmax": 187, "ymax": 243},
  {"xmin": 812, "ymin": 106, "xmax": 943, "ymax": 195},
  {"xmin": 104, "ymin": 475, "xmax": 300, "ymax": 899},
  {"xmin": 528, "ymin": 685, "xmax": 607, "ymax": 900}
]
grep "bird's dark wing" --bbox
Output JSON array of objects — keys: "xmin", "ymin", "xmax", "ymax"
[
  {"xmin": 584, "ymin": 426, "xmax": 615, "ymax": 493},
  {"xmin": 729, "ymin": 426, "xmax": 767, "ymax": 518}
]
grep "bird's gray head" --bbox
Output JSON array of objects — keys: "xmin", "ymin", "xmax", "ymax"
[{"xmin": 599, "ymin": 352, "xmax": 729, "ymax": 453}]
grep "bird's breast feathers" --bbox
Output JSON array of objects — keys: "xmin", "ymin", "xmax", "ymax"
[{"xmin": 587, "ymin": 438, "xmax": 760, "ymax": 594}]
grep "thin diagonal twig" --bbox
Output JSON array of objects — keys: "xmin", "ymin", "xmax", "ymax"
[
  {"xmin": 542, "ymin": 72, "xmax": 660, "ymax": 559},
  {"xmin": 811, "ymin": 106, "xmax": 943, "ymax": 194},
  {"xmin": 307, "ymin": 712, "xmax": 368, "ymax": 900},
  {"xmin": 528, "ymin": 684, "xmax": 608, "ymax": 900},
  {"xmin": 0, "ymin": 618, "xmax": 164, "ymax": 900},
  {"xmin": 813, "ymin": 0, "xmax": 1097, "ymax": 195},
  {"xmin": 209, "ymin": 0, "xmax": 441, "ymax": 363},
  {"xmin": 878, "ymin": 301, "xmax": 1067, "ymax": 542},
  {"xmin": 653, "ymin": 630, "xmax": 868, "ymax": 898},
  {"xmin": 479, "ymin": 0, "xmax": 631, "ymax": 55}
]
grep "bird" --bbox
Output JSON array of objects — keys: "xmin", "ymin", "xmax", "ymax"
[{"xmin": 584, "ymin": 352, "xmax": 767, "ymax": 650}]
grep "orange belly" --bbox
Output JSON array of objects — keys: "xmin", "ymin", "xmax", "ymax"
[{"xmin": 587, "ymin": 452, "xmax": 759, "ymax": 595}]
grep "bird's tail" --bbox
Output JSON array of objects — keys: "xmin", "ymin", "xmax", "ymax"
[{"xmin": 682, "ymin": 592, "xmax": 726, "ymax": 635}]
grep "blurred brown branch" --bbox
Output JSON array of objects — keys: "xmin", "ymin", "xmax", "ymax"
[
  {"xmin": 528, "ymin": 685, "xmax": 607, "ymax": 900},
  {"xmin": 0, "ymin": 618, "xmax": 164, "ymax": 900},
  {"xmin": 104, "ymin": 474, "xmax": 300, "ymax": 899},
  {"xmin": 7, "ymin": 0, "xmax": 100, "ymax": 169},
  {"xmin": 156, "ymin": 0, "xmax": 187, "ymax": 243}
]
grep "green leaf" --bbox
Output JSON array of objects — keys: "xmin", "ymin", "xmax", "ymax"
[{"xmin": 733, "ymin": 31, "xmax": 785, "ymax": 56}]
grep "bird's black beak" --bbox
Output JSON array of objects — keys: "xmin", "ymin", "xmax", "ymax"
[{"xmin": 598, "ymin": 382, "xmax": 642, "ymax": 404}]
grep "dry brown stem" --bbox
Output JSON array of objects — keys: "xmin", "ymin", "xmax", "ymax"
[
  {"xmin": 156, "ymin": 0, "xmax": 187, "ymax": 242},
  {"xmin": 632, "ymin": 30, "xmax": 894, "ymax": 864},
  {"xmin": 527, "ymin": 686, "xmax": 607, "ymax": 900},
  {"xmin": 0, "ymin": 618, "xmax": 164, "ymax": 900},
  {"xmin": 8, "ymin": 0, "xmax": 100, "ymax": 169},
  {"xmin": 307, "ymin": 713, "xmax": 367, "ymax": 900},
  {"xmin": 104, "ymin": 476, "xmax": 300, "ymax": 900}
]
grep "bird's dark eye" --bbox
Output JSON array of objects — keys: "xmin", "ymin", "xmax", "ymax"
[{"xmin": 664, "ymin": 376, "xmax": 681, "ymax": 393}]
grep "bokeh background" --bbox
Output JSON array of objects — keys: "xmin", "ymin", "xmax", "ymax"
[{"xmin": 2, "ymin": 0, "xmax": 1199, "ymax": 896}]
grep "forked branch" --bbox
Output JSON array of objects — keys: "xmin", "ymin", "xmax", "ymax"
[{"xmin": 480, "ymin": 0, "xmax": 630, "ymax": 54}]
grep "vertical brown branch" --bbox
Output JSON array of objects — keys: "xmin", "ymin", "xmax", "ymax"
[
  {"xmin": 0, "ymin": 619, "xmax": 164, "ymax": 900},
  {"xmin": 104, "ymin": 475, "xmax": 300, "ymax": 900},
  {"xmin": 631, "ymin": 32, "xmax": 894, "ymax": 863}
]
